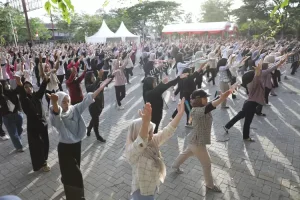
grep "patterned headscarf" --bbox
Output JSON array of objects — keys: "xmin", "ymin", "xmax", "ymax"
[{"xmin": 126, "ymin": 118, "xmax": 167, "ymax": 183}]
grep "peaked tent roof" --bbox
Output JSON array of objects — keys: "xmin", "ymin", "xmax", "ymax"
[
  {"xmin": 88, "ymin": 20, "xmax": 115, "ymax": 38},
  {"xmin": 114, "ymin": 22, "xmax": 139, "ymax": 38},
  {"xmin": 162, "ymin": 22, "xmax": 232, "ymax": 34}
]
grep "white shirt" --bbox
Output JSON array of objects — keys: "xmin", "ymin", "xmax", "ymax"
[
  {"xmin": 125, "ymin": 123, "xmax": 176, "ymax": 196},
  {"xmin": 57, "ymin": 58, "xmax": 67, "ymax": 75}
]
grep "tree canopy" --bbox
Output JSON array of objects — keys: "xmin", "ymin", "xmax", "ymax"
[
  {"xmin": 0, "ymin": 3, "xmax": 51, "ymax": 44},
  {"xmin": 200, "ymin": 0, "xmax": 231, "ymax": 22}
]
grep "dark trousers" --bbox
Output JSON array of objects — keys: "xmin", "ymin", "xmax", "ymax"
[
  {"xmin": 87, "ymin": 106, "xmax": 102, "ymax": 139},
  {"xmin": 172, "ymin": 97, "xmax": 191, "ymax": 124},
  {"xmin": 151, "ymin": 113, "xmax": 162, "ymax": 134},
  {"xmin": 35, "ymin": 67, "xmax": 40, "ymax": 87},
  {"xmin": 124, "ymin": 68, "xmax": 133, "ymax": 83},
  {"xmin": 256, "ymin": 87, "xmax": 271, "ymax": 114},
  {"xmin": 204, "ymin": 66, "xmax": 210, "ymax": 78},
  {"xmin": 291, "ymin": 62, "xmax": 299, "ymax": 75},
  {"xmin": 225, "ymin": 101, "xmax": 258, "ymax": 139},
  {"xmin": 27, "ymin": 124, "xmax": 49, "ymax": 171},
  {"xmin": 0, "ymin": 113, "xmax": 5, "ymax": 136},
  {"xmin": 58, "ymin": 142, "xmax": 85, "ymax": 200},
  {"xmin": 57, "ymin": 75, "xmax": 65, "ymax": 91},
  {"xmin": 195, "ymin": 74, "xmax": 203, "ymax": 89},
  {"xmin": 115, "ymin": 85, "xmax": 126, "ymax": 106},
  {"xmin": 207, "ymin": 68, "xmax": 216, "ymax": 85},
  {"xmin": 265, "ymin": 87, "xmax": 271, "ymax": 104},
  {"xmin": 231, "ymin": 76, "xmax": 237, "ymax": 99},
  {"xmin": 272, "ymin": 70, "xmax": 281, "ymax": 88}
]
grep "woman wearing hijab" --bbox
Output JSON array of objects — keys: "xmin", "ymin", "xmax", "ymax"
[
  {"xmin": 172, "ymin": 89, "xmax": 232, "ymax": 193},
  {"xmin": 48, "ymin": 77, "xmax": 112, "ymax": 200},
  {"xmin": 206, "ymin": 52, "xmax": 218, "ymax": 85},
  {"xmin": 112, "ymin": 57, "xmax": 127, "ymax": 110},
  {"xmin": 16, "ymin": 55, "xmax": 50, "ymax": 172},
  {"xmin": 122, "ymin": 51, "xmax": 134, "ymax": 84},
  {"xmin": 0, "ymin": 80, "xmax": 23, "ymax": 152},
  {"xmin": 143, "ymin": 73, "xmax": 188, "ymax": 133},
  {"xmin": 66, "ymin": 64, "xmax": 87, "ymax": 105},
  {"xmin": 144, "ymin": 53, "xmax": 155, "ymax": 78},
  {"xmin": 42, "ymin": 55, "xmax": 60, "ymax": 116},
  {"xmin": 125, "ymin": 98, "xmax": 185, "ymax": 200},
  {"xmin": 85, "ymin": 70, "xmax": 111, "ymax": 143},
  {"xmin": 223, "ymin": 56, "xmax": 287, "ymax": 141}
]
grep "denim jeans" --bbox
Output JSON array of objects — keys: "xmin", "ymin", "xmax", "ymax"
[{"xmin": 3, "ymin": 112, "xmax": 23, "ymax": 149}]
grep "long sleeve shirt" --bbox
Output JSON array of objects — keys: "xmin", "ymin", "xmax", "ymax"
[
  {"xmin": 66, "ymin": 71, "xmax": 86, "ymax": 104},
  {"xmin": 125, "ymin": 123, "xmax": 176, "ymax": 195},
  {"xmin": 49, "ymin": 93, "xmax": 94, "ymax": 144},
  {"xmin": 18, "ymin": 80, "xmax": 48, "ymax": 129},
  {"xmin": 67, "ymin": 60, "xmax": 80, "ymax": 69},
  {"xmin": 112, "ymin": 61, "xmax": 127, "ymax": 86}
]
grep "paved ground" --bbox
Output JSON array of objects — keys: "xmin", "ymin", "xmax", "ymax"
[{"xmin": 0, "ymin": 66, "xmax": 300, "ymax": 200}]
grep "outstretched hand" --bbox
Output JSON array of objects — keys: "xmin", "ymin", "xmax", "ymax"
[
  {"xmin": 139, "ymin": 103, "xmax": 152, "ymax": 123},
  {"xmin": 220, "ymin": 90, "xmax": 232, "ymax": 100}
]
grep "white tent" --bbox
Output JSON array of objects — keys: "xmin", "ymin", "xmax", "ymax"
[
  {"xmin": 114, "ymin": 22, "xmax": 139, "ymax": 42},
  {"xmin": 85, "ymin": 20, "xmax": 116, "ymax": 44}
]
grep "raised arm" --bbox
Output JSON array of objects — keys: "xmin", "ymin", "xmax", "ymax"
[{"xmin": 155, "ymin": 98, "xmax": 185, "ymax": 146}]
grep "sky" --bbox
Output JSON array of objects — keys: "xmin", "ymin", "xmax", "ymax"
[{"xmin": 4, "ymin": 0, "xmax": 244, "ymax": 22}]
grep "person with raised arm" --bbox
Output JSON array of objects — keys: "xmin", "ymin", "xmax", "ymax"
[
  {"xmin": 172, "ymin": 89, "xmax": 232, "ymax": 193},
  {"xmin": 48, "ymin": 77, "xmax": 112, "ymax": 200},
  {"xmin": 143, "ymin": 73, "xmax": 188, "ymax": 133},
  {"xmin": 223, "ymin": 56, "xmax": 287, "ymax": 141},
  {"xmin": 125, "ymin": 98, "xmax": 185, "ymax": 200},
  {"xmin": 15, "ymin": 54, "xmax": 50, "ymax": 172}
]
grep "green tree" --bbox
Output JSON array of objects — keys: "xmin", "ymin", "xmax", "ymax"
[
  {"xmin": 200, "ymin": 0, "xmax": 231, "ymax": 22},
  {"xmin": 125, "ymin": 1, "xmax": 182, "ymax": 36},
  {"xmin": 30, "ymin": 18, "xmax": 52, "ymax": 40}
]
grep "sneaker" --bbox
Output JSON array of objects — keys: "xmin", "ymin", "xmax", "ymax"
[
  {"xmin": 118, "ymin": 105, "xmax": 125, "ymax": 110},
  {"xmin": 42, "ymin": 164, "xmax": 51, "ymax": 172},
  {"xmin": 172, "ymin": 166, "xmax": 184, "ymax": 174},
  {"xmin": 223, "ymin": 126, "xmax": 229, "ymax": 134},
  {"xmin": 16, "ymin": 148, "xmax": 24, "ymax": 153},
  {"xmin": 0, "ymin": 135, "xmax": 9, "ymax": 141},
  {"xmin": 185, "ymin": 124, "xmax": 193, "ymax": 128}
]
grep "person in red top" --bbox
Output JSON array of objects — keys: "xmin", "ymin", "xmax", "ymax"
[
  {"xmin": 67, "ymin": 57, "xmax": 82, "ymax": 70},
  {"xmin": 66, "ymin": 64, "xmax": 86, "ymax": 105}
]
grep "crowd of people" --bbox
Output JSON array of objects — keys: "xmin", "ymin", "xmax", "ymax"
[{"xmin": 0, "ymin": 37, "xmax": 299, "ymax": 199}]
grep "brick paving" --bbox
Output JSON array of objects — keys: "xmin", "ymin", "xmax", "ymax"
[{"xmin": 0, "ymin": 67, "xmax": 299, "ymax": 200}]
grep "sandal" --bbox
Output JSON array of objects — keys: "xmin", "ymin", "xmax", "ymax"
[
  {"xmin": 206, "ymin": 185, "xmax": 222, "ymax": 193},
  {"xmin": 244, "ymin": 138, "xmax": 255, "ymax": 142}
]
